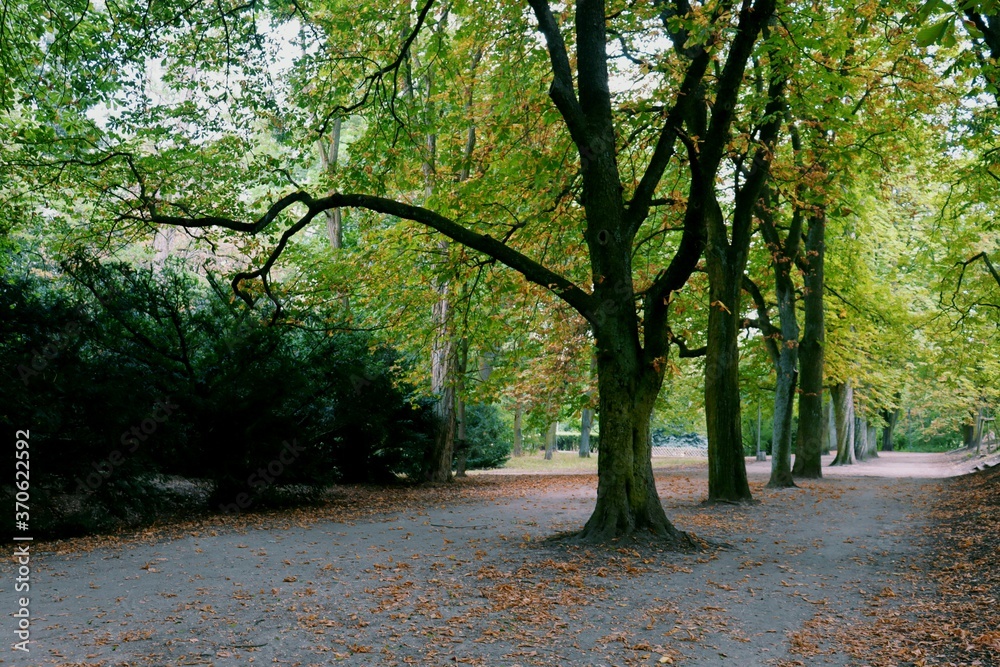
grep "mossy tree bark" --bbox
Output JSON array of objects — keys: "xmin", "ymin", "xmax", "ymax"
[
  {"xmin": 705, "ymin": 254, "xmax": 754, "ymax": 501},
  {"xmin": 751, "ymin": 189, "xmax": 803, "ymax": 489},
  {"xmin": 699, "ymin": 60, "xmax": 786, "ymax": 501},
  {"xmin": 793, "ymin": 209, "xmax": 826, "ymax": 478}
]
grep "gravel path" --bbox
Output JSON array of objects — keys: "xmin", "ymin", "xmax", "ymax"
[{"xmin": 2, "ymin": 450, "xmax": 994, "ymax": 667}]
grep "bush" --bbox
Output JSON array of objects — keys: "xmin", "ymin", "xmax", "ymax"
[
  {"xmin": 463, "ymin": 404, "xmax": 512, "ymax": 470},
  {"xmin": 1, "ymin": 255, "xmax": 438, "ymax": 536}
]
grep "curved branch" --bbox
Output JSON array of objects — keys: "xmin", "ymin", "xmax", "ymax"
[
  {"xmin": 743, "ymin": 274, "xmax": 780, "ymax": 367},
  {"xmin": 143, "ymin": 191, "xmax": 597, "ymax": 322},
  {"xmin": 668, "ymin": 328, "xmax": 707, "ymax": 358}
]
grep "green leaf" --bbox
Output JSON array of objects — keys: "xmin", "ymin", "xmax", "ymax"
[
  {"xmin": 916, "ymin": 18, "xmax": 951, "ymax": 47},
  {"xmin": 913, "ymin": 0, "xmax": 946, "ymax": 24}
]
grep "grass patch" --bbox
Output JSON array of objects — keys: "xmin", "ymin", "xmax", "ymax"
[{"xmin": 473, "ymin": 450, "xmax": 706, "ymax": 475}]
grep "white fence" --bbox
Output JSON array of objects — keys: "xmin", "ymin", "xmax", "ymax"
[{"xmin": 651, "ymin": 446, "xmax": 708, "ymax": 458}]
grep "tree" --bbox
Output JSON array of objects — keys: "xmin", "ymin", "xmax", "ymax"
[
  {"xmin": 745, "ymin": 188, "xmax": 801, "ymax": 488},
  {"xmin": 701, "ymin": 53, "xmax": 786, "ymax": 501},
  {"xmin": 38, "ymin": 0, "xmax": 783, "ymax": 541}
]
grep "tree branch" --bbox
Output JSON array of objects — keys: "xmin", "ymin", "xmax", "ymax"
[
  {"xmin": 743, "ymin": 274, "xmax": 780, "ymax": 367},
  {"xmin": 624, "ymin": 51, "xmax": 710, "ymax": 238},
  {"xmin": 140, "ymin": 191, "xmax": 597, "ymax": 321},
  {"xmin": 526, "ymin": 0, "xmax": 587, "ymax": 145},
  {"xmin": 669, "ymin": 329, "xmax": 707, "ymax": 358}
]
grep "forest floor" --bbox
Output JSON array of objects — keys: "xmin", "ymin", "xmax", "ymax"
[{"xmin": 4, "ymin": 449, "xmax": 999, "ymax": 667}]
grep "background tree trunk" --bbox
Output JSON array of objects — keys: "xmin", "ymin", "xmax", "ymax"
[
  {"xmin": 854, "ymin": 416, "xmax": 869, "ymax": 461},
  {"xmin": 768, "ymin": 364, "xmax": 797, "ymax": 487},
  {"xmin": 454, "ymin": 397, "xmax": 468, "ymax": 477},
  {"xmin": 962, "ymin": 422, "xmax": 975, "ymax": 448},
  {"xmin": 757, "ymin": 189, "xmax": 802, "ymax": 489},
  {"xmin": 454, "ymin": 340, "xmax": 470, "ymax": 478},
  {"xmin": 756, "ymin": 402, "xmax": 767, "ymax": 461},
  {"xmin": 425, "ymin": 268, "xmax": 456, "ymax": 482},
  {"xmin": 974, "ymin": 407, "xmax": 986, "ymax": 455},
  {"xmin": 544, "ymin": 420, "xmax": 557, "ymax": 460},
  {"xmin": 824, "ymin": 398, "xmax": 835, "ymax": 454},
  {"xmin": 793, "ymin": 211, "xmax": 825, "ymax": 478},
  {"xmin": 831, "ymin": 382, "xmax": 855, "ymax": 465},
  {"xmin": 705, "ymin": 261, "xmax": 753, "ymax": 502},
  {"xmin": 579, "ymin": 408, "xmax": 593, "ymax": 458},
  {"xmin": 880, "ymin": 407, "xmax": 899, "ymax": 452},
  {"xmin": 512, "ymin": 404, "xmax": 523, "ymax": 457},
  {"xmin": 319, "ymin": 117, "xmax": 344, "ymax": 251}
]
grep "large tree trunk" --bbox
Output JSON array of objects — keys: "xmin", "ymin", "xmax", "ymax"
[
  {"xmin": 793, "ymin": 211, "xmax": 825, "ymax": 478},
  {"xmin": 579, "ymin": 408, "xmax": 593, "ymax": 458},
  {"xmin": 880, "ymin": 407, "xmax": 899, "ymax": 452},
  {"xmin": 831, "ymin": 382, "xmax": 855, "ymax": 466},
  {"xmin": 576, "ymin": 349, "xmax": 688, "ymax": 543},
  {"xmin": 867, "ymin": 422, "xmax": 878, "ymax": 459},
  {"xmin": 425, "ymin": 382, "xmax": 456, "ymax": 482},
  {"xmin": 705, "ymin": 256, "xmax": 753, "ymax": 502}
]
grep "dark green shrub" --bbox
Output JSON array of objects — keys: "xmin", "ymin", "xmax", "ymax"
[
  {"xmin": 463, "ymin": 404, "xmax": 512, "ymax": 470},
  {"xmin": 1, "ymin": 254, "xmax": 438, "ymax": 535}
]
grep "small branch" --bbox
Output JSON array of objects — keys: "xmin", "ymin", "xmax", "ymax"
[{"xmin": 742, "ymin": 274, "xmax": 780, "ymax": 367}]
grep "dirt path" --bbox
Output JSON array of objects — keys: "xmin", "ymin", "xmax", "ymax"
[{"xmin": 2, "ymin": 450, "xmax": 995, "ymax": 667}]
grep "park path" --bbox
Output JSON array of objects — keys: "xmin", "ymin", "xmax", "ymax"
[{"xmin": 1, "ymin": 450, "xmax": 992, "ymax": 667}]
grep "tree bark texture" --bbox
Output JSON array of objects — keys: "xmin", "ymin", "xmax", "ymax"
[
  {"xmin": 880, "ymin": 407, "xmax": 899, "ymax": 452},
  {"xmin": 824, "ymin": 399, "xmax": 835, "ymax": 455},
  {"xmin": 544, "ymin": 421, "xmax": 557, "ymax": 460},
  {"xmin": 793, "ymin": 211, "xmax": 826, "ymax": 478},
  {"xmin": 831, "ymin": 382, "xmax": 856, "ymax": 466},
  {"xmin": 425, "ymin": 276, "xmax": 455, "ymax": 483},
  {"xmin": 580, "ymin": 408, "xmax": 593, "ymax": 458},
  {"xmin": 867, "ymin": 422, "xmax": 878, "ymax": 459},
  {"xmin": 577, "ymin": 342, "xmax": 688, "ymax": 542},
  {"xmin": 705, "ymin": 256, "xmax": 753, "ymax": 501},
  {"xmin": 854, "ymin": 417, "xmax": 869, "ymax": 461}
]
